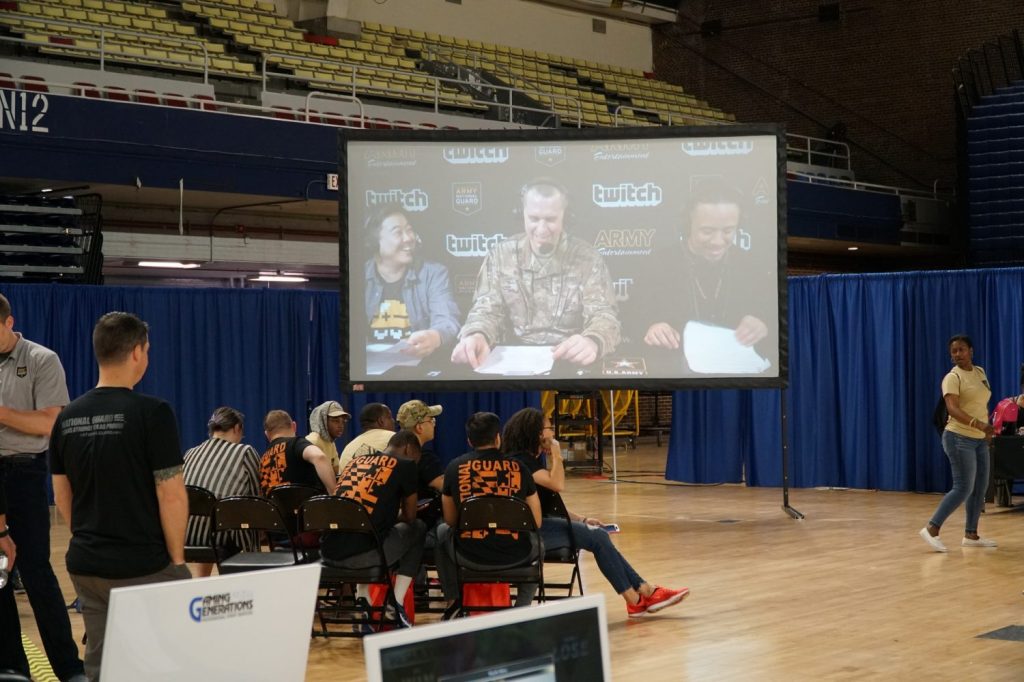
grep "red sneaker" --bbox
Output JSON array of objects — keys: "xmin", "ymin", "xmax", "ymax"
[
  {"xmin": 626, "ymin": 596, "xmax": 648, "ymax": 618},
  {"xmin": 644, "ymin": 586, "xmax": 689, "ymax": 614}
]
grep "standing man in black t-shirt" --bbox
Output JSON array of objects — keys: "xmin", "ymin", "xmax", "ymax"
[
  {"xmin": 258, "ymin": 410, "xmax": 337, "ymax": 495},
  {"xmin": 0, "ymin": 293, "xmax": 85, "ymax": 682},
  {"xmin": 436, "ymin": 412, "xmax": 541, "ymax": 606},
  {"xmin": 321, "ymin": 429, "xmax": 424, "ymax": 627},
  {"xmin": 50, "ymin": 312, "xmax": 192, "ymax": 680}
]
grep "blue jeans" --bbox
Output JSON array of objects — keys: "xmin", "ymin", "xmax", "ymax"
[
  {"xmin": 0, "ymin": 454, "xmax": 84, "ymax": 681},
  {"xmin": 930, "ymin": 431, "xmax": 990, "ymax": 534},
  {"xmin": 515, "ymin": 518, "xmax": 644, "ymax": 606}
]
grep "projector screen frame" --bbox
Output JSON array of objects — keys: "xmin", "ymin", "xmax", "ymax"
[{"xmin": 339, "ymin": 124, "xmax": 788, "ymax": 392}]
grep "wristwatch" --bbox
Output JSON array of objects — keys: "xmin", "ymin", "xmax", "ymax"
[{"xmin": 0, "ymin": 527, "xmax": 9, "ymax": 538}]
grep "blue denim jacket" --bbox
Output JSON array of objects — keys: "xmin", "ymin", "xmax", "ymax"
[{"xmin": 364, "ymin": 259, "xmax": 461, "ymax": 345}]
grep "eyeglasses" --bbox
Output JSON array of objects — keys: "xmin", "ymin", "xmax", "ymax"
[
  {"xmin": 419, "ymin": 417, "xmax": 436, "ymax": 425},
  {"xmin": 542, "ymin": 425, "xmax": 555, "ymax": 432}
]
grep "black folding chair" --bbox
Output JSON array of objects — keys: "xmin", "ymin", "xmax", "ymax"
[
  {"xmin": 214, "ymin": 496, "xmax": 300, "ymax": 574},
  {"xmin": 267, "ymin": 484, "xmax": 322, "ymax": 559},
  {"xmin": 449, "ymin": 495, "xmax": 544, "ymax": 618},
  {"xmin": 539, "ymin": 491, "xmax": 584, "ymax": 600},
  {"xmin": 184, "ymin": 485, "xmax": 221, "ymax": 566},
  {"xmin": 301, "ymin": 495, "xmax": 398, "ymax": 638}
]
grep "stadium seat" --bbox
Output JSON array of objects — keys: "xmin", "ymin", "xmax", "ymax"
[
  {"xmin": 162, "ymin": 93, "xmax": 189, "ymax": 108},
  {"xmin": 21, "ymin": 76, "xmax": 48, "ymax": 92},
  {"xmin": 0, "ymin": 73, "xmax": 15, "ymax": 89},
  {"xmin": 134, "ymin": 89, "xmax": 160, "ymax": 104},
  {"xmin": 104, "ymin": 86, "xmax": 130, "ymax": 101}
]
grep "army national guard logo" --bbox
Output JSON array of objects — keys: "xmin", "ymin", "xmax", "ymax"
[
  {"xmin": 452, "ymin": 182, "xmax": 483, "ymax": 216},
  {"xmin": 534, "ymin": 145, "xmax": 566, "ymax": 167},
  {"xmin": 16, "ymin": 366, "xmax": 27, "ymax": 378}
]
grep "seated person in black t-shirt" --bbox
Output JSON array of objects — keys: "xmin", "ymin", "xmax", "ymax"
[
  {"xmin": 396, "ymin": 400, "xmax": 445, "ymax": 527},
  {"xmin": 435, "ymin": 412, "xmax": 541, "ymax": 608},
  {"xmin": 321, "ymin": 431, "xmax": 425, "ymax": 628},
  {"xmin": 258, "ymin": 409, "xmax": 337, "ymax": 495},
  {"xmin": 503, "ymin": 407, "xmax": 689, "ymax": 617}
]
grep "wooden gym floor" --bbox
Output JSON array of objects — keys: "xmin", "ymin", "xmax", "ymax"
[{"xmin": 17, "ymin": 441, "xmax": 1024, "ymax": 680}]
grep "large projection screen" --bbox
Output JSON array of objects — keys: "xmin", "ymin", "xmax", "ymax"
[{"xmin": 340, "ymin": 125, "xmax": 787, "ymax": 392}]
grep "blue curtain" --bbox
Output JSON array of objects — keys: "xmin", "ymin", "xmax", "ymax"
[
  {"xmin": 667, "ymin": 267, "xmax": 1024, "ymax": 492},
  {"xmin": 6, "ymin": 284, "xmax": 537, "ymax": 470},
  {"xmin": 11, "ymin": 266, "xmax": 1024, "ymax": 493}
]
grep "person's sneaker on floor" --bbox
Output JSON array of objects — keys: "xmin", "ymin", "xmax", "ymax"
[
  {"xmin": 919, "ymin": 527, "xmax": 947, "ymax": 552},
  {"xmin": 11, "ymin": 568, "xmax": 25, "ymax": 594},
  {"xmin": 386, "ymin": 602, "xmax": 413, "ymax": 629},
  {"xmin": 645, "ymin": 586, "xmax": 689, "ymax": 614},
  {"xmin": 351, "ymin": 597, "xmax": 375, "ymax": 635},
  {"xmin": 962, "ymin": 536, "xmax": 998, "ymax": 547},
  {"xmin": 626, "ymin": 595, "xmax": 648, "ymax": 618}
]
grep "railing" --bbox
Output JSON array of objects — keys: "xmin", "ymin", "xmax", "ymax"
[
  {"xmin": 953, "ymin": 28, "xmax": 1024, "ymax": 112},
  {"xmin": 612, "ymin": 103, "xmax": 725, "ymax": 127},
  {"xmin": 303, "ymin": 91, "xmax": 365, "ymax": 125},
  {"xmin": 785, "ymin": 134, "xmax": 851, "ymax": 171},
  {"xmin": 259, "ymin": 52, "xmax": 583, "ymax": 126},
  {"xmin": 789, "ymin": 171, "xmax": 953, "ymax": 201},
  {"xmin": 0, "ymin": 15, "xmax": 212, "ymax": 83}
]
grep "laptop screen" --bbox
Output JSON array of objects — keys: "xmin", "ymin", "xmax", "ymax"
[{"xmin": 364, "ymin": 595, "xmax": 611, "ymax": 682}]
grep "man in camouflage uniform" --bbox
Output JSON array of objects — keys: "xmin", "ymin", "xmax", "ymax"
[{"xmin": 451, "ymin": 180, "xmax": 620, "ymax": 368}]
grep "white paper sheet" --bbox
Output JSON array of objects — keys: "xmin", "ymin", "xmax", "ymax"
[
  {"xmin": 474, "ymin": 345, "xmax": 555, "ymax": 375},
  {"xmin": 366, "ymin": 340, "xmax": 423, "ymax": 375},
  {"xmin": 682, "ymin": 321, "xmax": 771, "ymax": 374}
]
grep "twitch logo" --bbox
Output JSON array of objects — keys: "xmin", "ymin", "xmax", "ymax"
[
  {"xmin": 365, "ymin": 188, "xmax": 429, "ymax": 212},
  {"xmin": 681, "ymin": 139, "xmax": 754, "ymax": 156},
  {"xmin": 442, "ymin": 146, "xmax": 510, "ymax": 164},
  {"xmin": 446, "ymin": 233, "xmax": 506, "ymax": 257},
  {"xmin": 592, "ymin": 182, "xmax": 662, "ymax": 208}
]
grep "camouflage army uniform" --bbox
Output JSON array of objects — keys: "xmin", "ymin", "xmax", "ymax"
[{"xmin": 458, "ymin": 233, "xmax": 620, "ymax": 354}]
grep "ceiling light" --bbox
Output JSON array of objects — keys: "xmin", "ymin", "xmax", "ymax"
[
  {"xmin": 40, "ymin": 188, "xmax": 52, "ymax": 193},
  {"xmin": 847, "ymin": 246, "xmax": 859, "ymax": 251},
  {"xmin": 138, "ymin": 261, "xmax": 201, "ymax": 269},
  {"xmin": 249, "ymin": 274, "xmax": 309, "ymax": 283}
]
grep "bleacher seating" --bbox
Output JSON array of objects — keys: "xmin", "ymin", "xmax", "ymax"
[
  {"xmin": 0, "ymin": 0, "xmax": 737, "ymax": 128},
  {"xmin": 0, "ymin": 194, "xmax": 98, "ymax": 282},
  {"xmin": 0, "ymin": 0, "xmax": 256, "ymax": 78},
  {"xmin": 359, "ymin": 21, "xmax": 733, "ymax": 127},
  {"xmin": 966, "ymin": 79, "xmax": 1024, "ymax": 265},
  {"xmin": 181, "ymin": 0, "xmax": 485, "ymax": 113}
]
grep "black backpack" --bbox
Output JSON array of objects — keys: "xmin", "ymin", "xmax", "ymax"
[{"xmin": 932, "ymin": 371, "xmax": 961, "ymax": 435}]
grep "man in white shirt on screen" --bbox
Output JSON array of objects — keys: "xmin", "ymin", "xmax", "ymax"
[{"xmin": 451, "ymin": 179, "xmax": 620, "ymax": 369}]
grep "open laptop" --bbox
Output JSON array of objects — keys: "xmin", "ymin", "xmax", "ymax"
[
  {"xmin": 101, "ymin": 564, "xmax": 320, "ymax": 682},
  {"xmin": 364, "ymin": 594, "xmax": 611, "ymax": 682}
]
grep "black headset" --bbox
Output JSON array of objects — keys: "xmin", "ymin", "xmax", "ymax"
[
  {"xmin": 513, "ymin": 177, "xmax": 576, "ymax": 228},
  {"xmin": 362, "ymin": 202, "xmax": 416, "ymax": 255},
  {"xmin": 678, "ymin": 175, "xmax": 744, "ymax": 243}
]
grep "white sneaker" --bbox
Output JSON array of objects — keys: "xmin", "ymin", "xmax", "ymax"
[
  {"xmin": 919, "ymin": 527, "xmax": 947, "ymax": 552},
  {"xmin": 961, "ymin": 537, "xmax": 997, "ymax": 547}
]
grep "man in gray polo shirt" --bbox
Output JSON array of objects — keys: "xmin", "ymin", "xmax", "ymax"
[{"xmin": 0, "ymin": 294, "xmax": 85, "ymax": 682}]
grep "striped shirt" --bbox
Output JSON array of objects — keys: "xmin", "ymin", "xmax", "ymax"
[{"xmin": 183, "ymin": 437, "xmax": 261, "ymax": 552}]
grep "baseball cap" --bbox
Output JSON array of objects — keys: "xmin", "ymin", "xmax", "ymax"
[
  {"xmin": 397, "ymin": 400, "xmax": 443, "ymax": 429},
  {"xmin": 324, "ymin": 401, "xmax": 350, "ymax": 418}
]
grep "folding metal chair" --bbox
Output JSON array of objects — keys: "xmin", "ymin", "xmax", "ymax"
[
  {"xmin": 449, "ymin": 495, "xmax": 544, "ymax": 618},
  {"xmin": 301, "ymin": 495, "xmax": 398, "ymax": 637},
  {"xmin": 214, "ymin": 496, "xmax": 300, "ymax": 574}
]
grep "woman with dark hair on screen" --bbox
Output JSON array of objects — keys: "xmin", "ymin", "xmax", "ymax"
[
  {"xmin": 183, "ymin": 406, "xmax": 261, "ymax": 576},
  {"xmin": 364, "ymin": 203, "xmax": 460, "ymax": 358},
  {"xmin": 920, "ymin": 335, "xmax": 997, "ymax": 552},
  {"xmin": 502, "ymin": 407, "xmax": 688, "ymax": 617}
]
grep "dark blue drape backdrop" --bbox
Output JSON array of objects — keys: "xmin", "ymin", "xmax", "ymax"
[
  {"xmin": 666, "ymin": 267, "xmax": 1024, "ymax": 492},
  {"xmin": 10, "ymin": 267, "xmax": 1024, "ymax": 491},
  {"xmin": 6, "ymin": 284, "xmax": 537, "ymax": 469}
]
